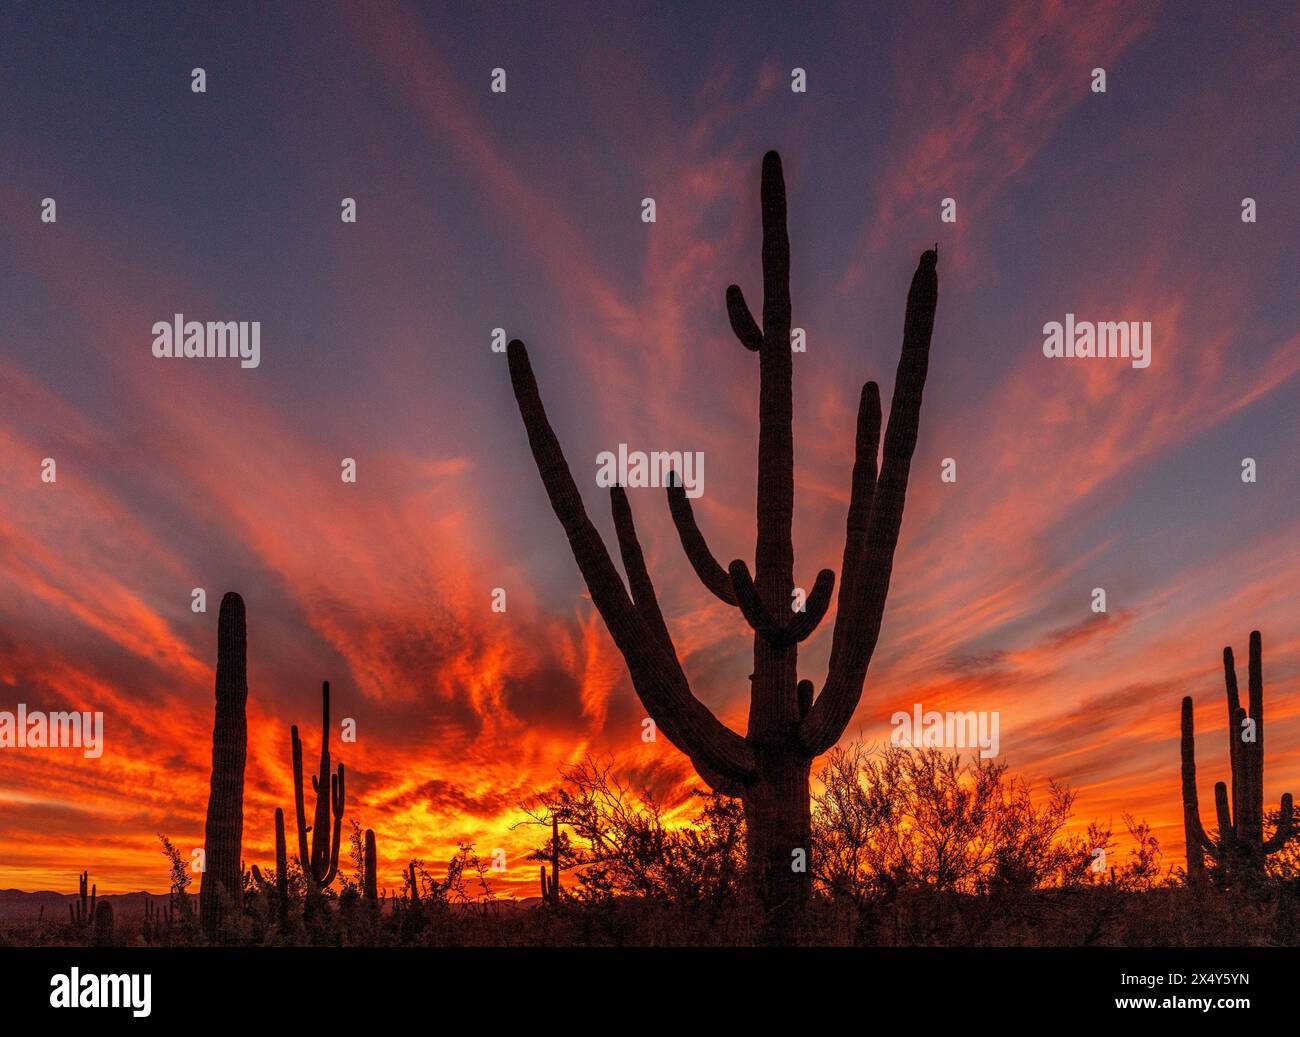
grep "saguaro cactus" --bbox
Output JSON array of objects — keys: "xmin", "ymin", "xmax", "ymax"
[
  {"xmin": 364, "ymin": 829, "xmax": 378, "ymax": 904},
  {"xmin": 292, "ymin": 681, "xmax": 346, "ymax": 889},
  {"xmin": 143, "ymin": 896, "xmax": 171, "ymax": 943},
  {"xmin": 275, "ymin": 808, "xmax": 289, "ymax": 897},
  {"xmin": 405, "ymin": 861, "xmax": 421, "ymax": 910},
  {"xmin": 199, "ymin": 592, "xmax": 249, "ymax": 938},
  {"xmin": 92, "ymin": 900, "xmax": 114, "ymax": 947},
  {"xmin": 1181, "ymin": 631, "xmax": 1294, "ymax": 879},
  {"xmin": 69, "ymin": 870, "xmax": 95, "ymax": 929},
  {"xmin": 539, "ymin": 815, "xmax": 562, "ymax": 904},
  {"xmin": 507, "ymin": 151, "xmax": 938, "ymax": 940}
]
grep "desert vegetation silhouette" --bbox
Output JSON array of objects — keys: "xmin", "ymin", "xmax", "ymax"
[
  {"xmin": 506, "ymin": 150, "xmax": 938, "ymax": 941},
  {"xmin": 8, "ymin": 594, "xmax": 1300, "ymax": 948}
]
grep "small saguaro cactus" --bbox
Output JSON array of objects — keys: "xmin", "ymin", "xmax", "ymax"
[
  {"xmin": 364, "ymin": 829, "xmax": 378, "ymax": 904},
  {"xmin": 292, "ymin": 681, "xmax": 346, "ymax": 889},
  {"xmin": 1180, "ymin": 631, "xmax": 1294, "ymax": 879},
  {"xmin": 539, "ymin": 815, "xmax": 562, "ymax": 904},
  {"xmin": 142, "ymin": 896, "xmax": 171, "ymax": 943},
  {"xmin": 199, "ymin": 592, "xmax": 249, "ymax": 938},
  {"xmin": 405, "ymin": 861, "xmax": 421, "ymax": 909},
  {"xmin": 92, "ymin": 900, "xmax": 115, "ymax": 947},
  {"xmin": 252, "ymin": 807, "xmax": 291, "ymax": 923},
  {"xmin": 70, "ymin": 870, "xmax": 95, "ymax": 929}
]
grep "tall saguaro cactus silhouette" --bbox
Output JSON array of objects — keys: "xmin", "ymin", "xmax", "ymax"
[
  {"xmin": 507, "ymin": 151, "xmax": 939, "ymax": 939},
  {"xmin": 199, "ymin": 592, "xmax": 249, "ymax": 938},
  {"xmin": 1181, "ymin": 631, "xmax": 1294, "ymax": 878}
]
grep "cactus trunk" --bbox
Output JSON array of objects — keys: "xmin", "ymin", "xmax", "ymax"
[
  {"xmin": 92, "ymin": 900, "xmax": 114, "ymax": 947},
  {"xmin": 364, "ymin": 829, "xmax": 378, "ymax": 903},
  {"xmin": 199, "ymin": 592, "xmax": 249, "ymax": 939},
  {"xmin": 274, "ymin": 806, "xmax": 289, "ymax": 925}
]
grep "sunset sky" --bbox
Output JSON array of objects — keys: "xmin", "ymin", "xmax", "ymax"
[{"xmin": 1, "ymin": 1, "xmax": 1298, "ymax": 896}]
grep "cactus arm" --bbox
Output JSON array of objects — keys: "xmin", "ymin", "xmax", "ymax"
[
  {"xmin": 311, "ymin": 682, "xmax": 333, "ymax": 880},
  {"xmin": 1263, "ymin": 793, "xmax": 1294, "ymax": 854},
  {"xmin": 797, "ymin": 679, "xmax": 814, "ymax": 718},
  {"xmin": 728, "ymin": 560, "xmax": 833, "ymax": 647},
  {"xmin": 319, "ymin": 764, "xmax": 345, "ymax": 887},
  {"xmin": 694, "ymin": 759, "xmax": 747, "ymax": 797},
  {"xmin": 507, "ymin": 339, "xmax": 756, "ymax": 784},
  {"xmin": 609, "ymin": 485, "xmax": 681, "ymax": 668},
  {"xmin": 725, "ymin": 284, "xmax": 763, "ymax": 352},
  {"xmin": 609, "ymin": 486, "xmax": 748, "ymax": 794},
  {"xmin": 728, "ymin": 559, "xmax": 784, "ymax": 641},
  {"xmin": 801, "ymin": 250, "xmax": 938, "ymax": 756},
  {"xmin": 784, "ymin": 569, "xmax": 835, "ymax": 643},
  {"xmin": 1230, "ymin": 705, "xmax": 1251, "ymax": 841},
  {"xmin": 1214, "ymin": 781, "xmax": 1234, "ymax": 846},
  {"xmin": 1179, "ymin": 697, "xmax": 1217, "ymax": 868},
  {"xmin": 1224, "ymin": 647, "xmax": 1244, "ymax": 837},
  {"xmin": 665, "ymin": 476, "xmax": 739, "ymax": 606},
  {"xmin": 831, "ymin": 381, "xmax": 881, "ymax": 648}
]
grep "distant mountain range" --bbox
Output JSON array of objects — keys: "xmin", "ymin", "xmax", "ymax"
[{"xmin": 0, "ymin": 890, "xmax": 191, "ymax": 924}]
